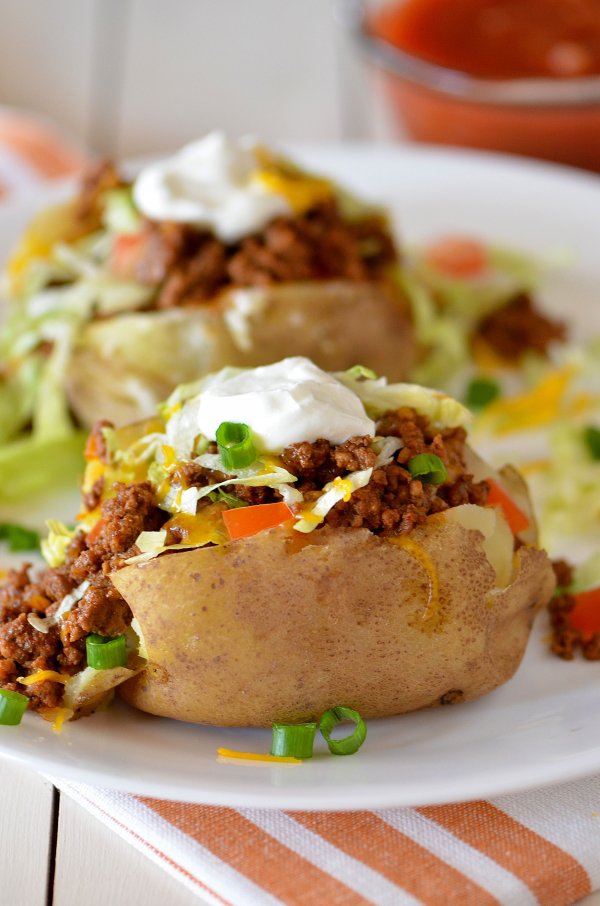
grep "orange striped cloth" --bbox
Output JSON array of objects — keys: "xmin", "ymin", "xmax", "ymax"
[
  {"xmin": 0, "ymin": 107, "xmax": 85, "ymax": 198},
  {"xmin": 51, "ymin": 777, "xmax": 600, "ymax": 905}
]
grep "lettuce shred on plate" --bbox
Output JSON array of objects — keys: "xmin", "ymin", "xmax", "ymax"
[
  {"xmin": 399, "ymin": 240, "xmax": 566, "ymax": 389},
  {"xmin": 471, "ymin": 340, "xmax": 600, "ymax": 557}
]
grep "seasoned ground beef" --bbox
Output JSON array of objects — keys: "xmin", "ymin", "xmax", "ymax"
[
  {"xmin": 477, "ymin": 292, "xmax": 566, "ymax": 361},
  {"xmin": 549, "ymin": 559, "xmax": 600, "ymax": 660},
  {"xmin": 124, "ymin": 200, "xmax": 397, "ymax": 308},
  {"xmin": 322, "ymin": 415, "xmax": 488, "ymax": 534},
  {"xmin": 75, "ymin": 162, "xmax": 397, "ymax": 307},
  {"xmin": 0, "ymin": 481, "xmax": 165, "ymax": 711},
  {"xmin": 75, "ymin": 159, "xmax": 123, "ymax": 234},
  {"xmin": 170, "ymin": 408, "xmax": 488, "ymax": 535}
]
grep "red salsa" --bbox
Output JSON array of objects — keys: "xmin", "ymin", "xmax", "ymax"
[{"xmin": 372, "ymin": 0, "xmax": 600, "ymax": 78}]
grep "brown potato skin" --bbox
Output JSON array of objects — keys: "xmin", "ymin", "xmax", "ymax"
[
  {"xmin": 66, "ymin": 280, "xmax": 416, "ymax": 427},
  {"xmin": 113, "ymin": 517, "xmax": 555, "ymax": 727}
]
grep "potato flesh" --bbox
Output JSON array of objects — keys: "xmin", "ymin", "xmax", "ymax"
[
  {"xmin": 112, "ymin": 518, "xmax": 555, "ymax": 728},
  {"xmin": 66, "ymin": 280, "xmax": 416, "ymax": 427}
]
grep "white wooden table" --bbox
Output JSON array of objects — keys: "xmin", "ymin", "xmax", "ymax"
[
  {"xmin": 0, "ymin": 760, "xmax": 208, "ymax": 906},
  {"xmin": 1, "ymin": 758, "xmax": 600, "ymax": 906}
]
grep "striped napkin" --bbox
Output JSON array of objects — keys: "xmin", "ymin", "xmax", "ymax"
[
  {"xmin": 52, "ymin": 776, "xmax": 600, "ymax": 905},
  {"xmin": 4, "ymin": 109, "xmax": 600, "ymax": 906}
]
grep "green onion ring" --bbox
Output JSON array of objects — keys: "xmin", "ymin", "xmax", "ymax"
[
  {"xmin": 465, "ymin": 376, "xmax": 500, "ymax": 410},
  {"xmin": 584, "ymin": 425, "xmax": 600, "ymax": 461},
  {"xmin": 271, "ymin": 722, "xmax": 318, "ymax": 759},
  {"xmin": 407, "ymin": 453, "xmax": 448, "ymax": 485},
  {"xmin": 0, "ymin": 689, "xmax": 29, "ymax": 726},
  {"xmin": 0, "ymin": 523, "xmax": 40, "ymax": 552},
  {"xmin": 346, "ymin": 364, "xmax": 377, "ymax": 381},
  {"xmin": 86, "ymin": 634, "xmax": 128, "ymax": 670},
  {"xmin": 319, "ymin": 706, "xmax": 367, "ymax": 756},
  {"xmin": 216, "ymin": 422, "xmax": 257, "ymax": 471}
]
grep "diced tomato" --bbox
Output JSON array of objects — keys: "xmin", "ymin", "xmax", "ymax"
[
  {"xmin": 485, "ymin": 479, "xmax": 530, "ymax": 535},
  {"xmin": 84, "ymin": 432, "xmax": 102, "ymax": 462},
  {"xmin": 86, "ymin": 518, "xmax": 106, "ymax": 544},
  {"xmin": 110, "ymin": 233, "xmax": 144, "ymax": 279},
  {"xmin": 425, "ymin": 236, "xmax": 489, "ymax": 279},
  {"xmin": 222, "ymin": 502, "xmax": 294, "ymax": 540},
  {"xmin": 568, "ymin": 587, "xmax": 600, "ymax": 637}
]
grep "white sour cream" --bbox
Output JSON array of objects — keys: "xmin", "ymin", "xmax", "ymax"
[
  {"xmin": 132, "ymin": 131, "xmax": 291, "ymax": 242},
  {"xmin": 172, "ymin": 357, "xmax": 375, "ymax": 454}
]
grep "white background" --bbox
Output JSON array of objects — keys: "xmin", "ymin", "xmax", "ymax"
[{"xmin": 0, "ymin": 0, "xmax": 371, "ymax": 156}]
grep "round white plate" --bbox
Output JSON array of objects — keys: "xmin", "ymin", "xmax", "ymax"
[{"xmin": 1, "ymin": 145, "xmax": 600, "ymax": 809}]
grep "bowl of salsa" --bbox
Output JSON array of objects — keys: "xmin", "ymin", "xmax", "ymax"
[{"xmin": 343, "ymin": 0, "xmax": 600, "ymax": 171}]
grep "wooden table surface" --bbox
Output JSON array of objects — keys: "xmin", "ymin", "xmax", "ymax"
[
  {"xmin": 2, "ymin": 757, "xmax": 600, "ymax": 906},
  {"xmin": 0, "ymin": 760, "xmax": 208, "ymax": 906}
]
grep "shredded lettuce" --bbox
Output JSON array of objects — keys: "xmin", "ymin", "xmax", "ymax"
[
  {"xmin": 41, "ymin": 520, "xmax": 77, "ymax": 568},
  {"xmin": 294, "ymin": 469, "xmax": 373, "ymax": 534},
  {"xmin": 534, "ymin": 423, "xmax": 600, "ymax": 546},
  {"xmin": 0, "ymin": 432, "xmax": 86, "ymax": 503},
  {"xmin": 397, "ymin": 243, "xmax": 554, "ymax": 389},
  {"xmin": 102, "ymin": 187, "xmax": 142, "ymax": 235},
  {"xmin": 571, "ymin": 553, "xmax": 600, "ymax": 594},
  {"xmin": 336, "ymin": 368, "xmax": 471, "ymax": 428},
  {"xmin": 193, "ymin": 453, "xmax": 298, "ymax": 500}
]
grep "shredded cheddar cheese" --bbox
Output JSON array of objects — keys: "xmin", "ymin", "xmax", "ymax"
[
  {"xmin": 76, "ymin": 505, "xmax": 101, "ymax": 532},
  {"xmin": 332, "ymin": 476, "xmax": 353, "ymax": 503},
  {"xmin": 217, "ymin": 748, "xmax": 302, "ymax": 765},
  {"xmin": 253, "ymin": 169, "xmax": 332, "ymax": 215},
  {"xmin": 518, "ymin": 459, "xmax": 551, "ymax": 477},
  {"xmin": 81, "ymin": 458, "xmax": 105, "ymax": 494},
  {"xmin": 39, "ymin": 706, "xmax": 74, "ymax": 733},
  {"xmin": 477, "ymin": 365, "xmax": 590, "ymax": 435},
  {"xmin": 471, "ymin": 336, "xmax": 513, "ymax": 370},
  {"xmin": 297, "ymin": 510, "xmax": 324, "ymax": 526},
  {"xmin": 161, "ymin": 444, "xmax": 177, "ymax": 471},
  {"xmin": 162, "ymin": 509, "xmax": 229, "ymax": 547},
  {"xmin": 6, "ymin": 201, "xmax": 77, "ymax": 294},
  {"xmin": 388, "ymin": 535, "xmax": 440, "ymax": 625},
  {"xmin": 18, "ymin": 670, "xmax": 69, "ymax": 686},
  {"xmin": 163, "ymin": 401, "xmax": 182, "ymax": 421}
]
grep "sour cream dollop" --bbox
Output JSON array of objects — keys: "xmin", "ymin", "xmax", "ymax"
[
  {"xmin": 172, "ymin": 358, "xmax": 376, "ymax": 454},
  {"xmin": 132, "ymin": 131, "xmax": 291, "ymax": 243}
]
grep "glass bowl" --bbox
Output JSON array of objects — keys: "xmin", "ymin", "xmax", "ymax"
[{"xmin": 341, "ymin": 0, "xmax": 600, "ymax": 171}]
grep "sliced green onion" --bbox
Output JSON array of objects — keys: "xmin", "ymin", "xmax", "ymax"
[
  {"xmin": 319, "ymin": 706, "xmax": 367, "ymax": 756},
  {"xmin": 0, "ymin": 689, "xmax": 29, "ymax": 726},
  {"xmin": 583, "ymin": 425, "xmax": 600, "ymax": 461},
  {"xmin": 407, "ymin": 453, "xmax": 448, "ymax": 485},
  {"xmin": 86, "ymin": 634, "xmax": 128, "ymax": 670},
  {"xmin": 0, "ymin": 523, "xmax": 40, "ymax": 552},
  {"xmin": 208, "ymin": 488, "xmax": 249, "ymax": 509},
  {"xmin": 216, "ymin": 422, "xmax": 257, "ymax": 471},
  {"xmin": 466, "ymin": 376, "xmax": 500, "ymax": 410},
  {"xmin": 271, "ymin": 722, "xmax": 317, "ymax": 759},
  {"xmin": 346, "ymin": 364, "xmax": 377, "ymax": 381}
]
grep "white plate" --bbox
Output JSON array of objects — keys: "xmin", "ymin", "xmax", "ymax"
[{"xmin": 1, "ymin": 145, "xmax": 600, "ymax": 809}]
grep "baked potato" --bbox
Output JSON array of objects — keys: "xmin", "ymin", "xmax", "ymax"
[
  {"xmin": 0, "ymin": 357, "xmax": 554, "ymax": 730},
  {"xmin": 65, "ymin": 280, "xmax": 416, "ymax": 428},
  {"xmin": 114, "ymin": 511, "xmax": 553, "ymax": 726}
]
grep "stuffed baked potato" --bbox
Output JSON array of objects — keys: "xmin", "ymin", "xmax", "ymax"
[
  {"xmin": 0, "ymin": 357, "xmax": 554, "ymax": 729},
  {"xmin": 0, "ymin": 132, "xmax": 415, "ymax": 494}
]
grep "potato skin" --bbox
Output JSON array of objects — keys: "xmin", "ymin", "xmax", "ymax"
[
  {"xmin": 66, "ymin": 280, "xmax": 416, "ymax": 427},
  {"xmin": 113, "ymin": 517, "xmax": 555, "ymax": 727}
]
